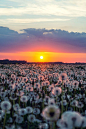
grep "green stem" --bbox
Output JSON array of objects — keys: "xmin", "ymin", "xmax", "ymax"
[
  {"xmin": 50, "ymin": 122, "xmax": 53, "ymax": 129},
  {"xmin": 66, "ymin": 104, "xmax": 68, "ymax": 111},
  {"xmin": 74, "ymin": 106, "xmax": 75, "ymax": 111},
  {"xmin": 28, "ymin": 121, "xmax": 29, "ymax": 129},
  {"xmin": 42, "ymin": 98, "xmax": 44, "ymax": 110},
  {"xmin": 56, "ymin": 96, "xmax": 58, "ymax": 104},
  {"xmin": 19, "ymin": 96, "xmax": 20, "ymax": 106},
  {"xmin": 79, "ymin": 108, "xmax": 80, "ymax": 113},
  {"xmin": 53, "ymin": 122, "xmax": 56, "ymax": 129},
  {"xmin": 13, "ymin": 100, "xmax": 15, "ymax": 105},
  {"xmin": 25, "ymin": 102, "xmax": 27, "ymax": 108},
  {"xmin": 61, "ymin": 81, "xmax": 63, "ymax": 114},
  {"xmin": 3, "ymin": 111, "xmax": 6, "ymax": 129}
]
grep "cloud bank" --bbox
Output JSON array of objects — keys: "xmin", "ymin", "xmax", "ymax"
[
  {"xmin": 0, "ymin": 0, "xmax": 86, "ymax": 17},
  {"xmin": 0, "ymin": 26, "xmax": 86, "ymax": 53}
]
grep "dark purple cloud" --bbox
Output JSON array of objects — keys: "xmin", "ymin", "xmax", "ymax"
[{"xmin": 0, "ymin": 26, "xmax": 86, "ymax": 53}]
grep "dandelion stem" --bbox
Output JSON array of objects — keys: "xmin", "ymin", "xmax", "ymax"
[
  {"xmin": 28, "ymin": 121, "xmax": 29, "ymax": 129},
  {"xmin": 53, "ymin": 122, "xmax": 56, "ymax": 129},
  {"xmin": 66, "ymin": 104, "xmax": 68, "ymax": 111},
  {"xmin": 79, "ymin": 108, "xmax": 80, "ymax": 113},
  {"xmin": 50, "ymin": 122, "xmax": 53, "ymax": 129},
  {"xmin": 3, "ymin": 111, "xmax": 6, "ymax": 129},
  {"xmin": 19, "ymin": 96, "xmax": 20, "ymax": 106},
  {"xmin": 25, "ymin": 102, "xmax": 27, "ymax": 107},
  {"xmin": 61, "ymin": 81, "xmax": 64, "ymax": 114},
  {"xmin": 74, "ymin": 106, "xmax": 75, "ymax": 111},
  {"xmin": 42, "ymin": 98, "xmax": 44, "ymax": 110},
  {"xmin": 13, "ymin": 100, "xmax": 15, "ymax": 105}
]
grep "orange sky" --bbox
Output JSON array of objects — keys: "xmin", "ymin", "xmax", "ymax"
[{"xmin": 0, "ymin": 52, "xmax": 86, "ymax": 63}]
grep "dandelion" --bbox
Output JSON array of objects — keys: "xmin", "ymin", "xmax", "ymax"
[
  {"xmin": 39, "ymin": 123, "xmax": 48, "ymax": 129},
  {"xmin": 77, "ymin": 101, "xmax": 84, "ymax": 108},
  {"xmin": 34, "ymin": 83, "xmax": 40, "ymax": 89},
  {"xmin": 61, "ymin": 99, "xmax": 67, "ymax": 106},
  {"xmin": 26, "ymin": 106, "xmax": 33, "ymax": 114},
  {"xmin": 1, "ymin": 101, "xmax": 11, "ymax": 129},
  {"xmin": 20, "ymin": 95, "xmax": 28, "ymax": 107},
  {"xmin": 5, "ymin": 124, "xmax": 15, "ymax": 129},
  {"xmin": 16, "ymin": 90, "xmax": 24, "ymax": 97},
  {"xmin": 48, "ymin": 98, "xmax": 55, "ymax": 105},
  {"xmin": 80, "ymin": 116, "xmax": 86, "ymax": 128},
  {"xmin": 52, "ymin": 87, "xmax": 62, "ymax": 96},
  {"xmin": 59, "ymin": 73, "xmax": 67, "ymax": 82},
  {"xmin": 62, "ymin": 111, "xmax": 73, "ymax": 120},
  {"xmin": 0, "ymin": 92, "xmax": 6, "ymax": 98},
  {"xmin": 10, "ymin": 94, "xmax": 17, "ymax": 101},
  {"xmin": 18, "ymin": 108, "xmax": 27, "ymax": 116},
  {"xmin": 13, "ymin": 104, "xmax": 20, "ymax": 112},
  {"xmin": 49, "ymin": 84, "xmax": 54, "ymax": 92},
  {"xmin": 15, "ymin": 116, "xmax": 23, "ymax": 124},
  {"xmin": 69, "ymin": 111, "xmax": 82, "ymax": 128},
  {"xmin": 42, "ymin": 105, "xmax": 60, "ymax": 121},
  {"xmin": 70, "ymin": 100, "xmax": 78, "ymax": 111},
  {"xmin": 33, "ymin": 108, "xmax": 40, "ymax": 115},
  {"xmin": 57, "ymin": 119, "xmax": 72, "ymax": 129},
  {"xmin": 7, "ymin": 117, "xmax": 13, "ymax": 123},
  {"xmin": 73, "ymin": 80, "xmax": 79, "ymax": 89},
  {"xmin": 27, "ymin": 114, "xmax": 36, "ymax": 123}
]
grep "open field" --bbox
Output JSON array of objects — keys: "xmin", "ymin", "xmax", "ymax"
[{"xmin": 0, "ymin": 64, "xmax": 86, "ymax": 129}]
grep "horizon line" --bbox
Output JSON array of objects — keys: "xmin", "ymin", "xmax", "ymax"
[{"xmin": 0, "ymin": 59, "xmax": 86, "ymax": 64}]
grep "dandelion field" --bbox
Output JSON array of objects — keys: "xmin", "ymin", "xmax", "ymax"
[{"xmin": 0, "ymin": 63, "xmax": 86, "ymax": 129}]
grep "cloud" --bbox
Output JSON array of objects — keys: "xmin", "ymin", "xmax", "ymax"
[
  {"xmin": 0, "ymin": 26, "xmax": 86, "ymax": 53},
  {"xmin": 0, "ymin": 18, "xmax": 70, "ymax": 24},
  {"xmin": 0, "ymin": 0, "xmax": 86, "ymax": 17},
  {"xmin": 43, "ymin": 32, "xmax": 53, "ymax": 35}
]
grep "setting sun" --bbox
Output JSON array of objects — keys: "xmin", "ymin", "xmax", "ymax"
[{"xmin": 40, "ymin": 56, "xmax": 43, "ymax": 59}]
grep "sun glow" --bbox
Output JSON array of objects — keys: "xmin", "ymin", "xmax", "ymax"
[
  {"xmin": 0, "ymin": 52, "xmax": 86, "ymax": 63},
  {"xmin": 40, "ymin": 56, "xmax": 43, "ymax": 59}
]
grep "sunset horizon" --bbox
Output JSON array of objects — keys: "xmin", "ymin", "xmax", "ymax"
[
  {"xmin": 0, "ymin": 0, "xmax": 86, "ymax": 63},
  {"xmin": 0, "ymin": 26, "xmax": 86, "ymax": 63},
  {"xmin": 0, "ymin": 51, "xmax": 86, "ymax": 63}
]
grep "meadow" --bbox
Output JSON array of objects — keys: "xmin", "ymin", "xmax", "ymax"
[{"xmin": 0, "ymin": 63, "xmax": 86, "ymax": 129}]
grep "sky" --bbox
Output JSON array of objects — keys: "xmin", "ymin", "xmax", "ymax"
[{"xmin": 0, "ymin": 0, "xmax": 86, "ymax": 62}]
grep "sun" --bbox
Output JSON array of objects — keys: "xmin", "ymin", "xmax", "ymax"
[{"xmin": 40, "ymin": 56, "xmax": 43, "ymax": 59}]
